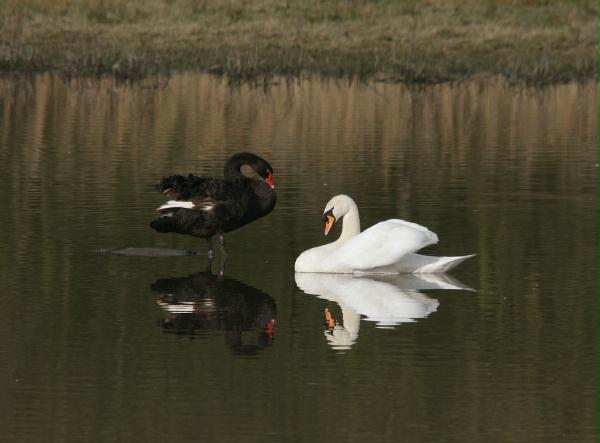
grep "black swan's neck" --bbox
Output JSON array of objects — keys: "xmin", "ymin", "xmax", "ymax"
[
  {"xmin": 252, "ymin": 180, "xmax": 277, "ymax": 215},
  {"xmin": 224, "ymin": 152, "xmax": 255, "ymax": 181},
  {"xmin": 223, "ymin": 152, "xmax": 276, "ymax": 216}
]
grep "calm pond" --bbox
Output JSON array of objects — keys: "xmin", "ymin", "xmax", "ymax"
[{"xmin": 1, "ymin": 74, "xmax": 598, "ymax": 443}]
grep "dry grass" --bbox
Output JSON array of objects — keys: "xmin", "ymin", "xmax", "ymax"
[{"xmin": 0, "ymin": 0, "xmax": 597, "ymax": 83}]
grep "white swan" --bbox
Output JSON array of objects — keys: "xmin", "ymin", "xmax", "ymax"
[
  {"xmin": 294, "ymin": 194, "xmax": 475, "ymax": 274},
  {"xmin": 295, "ymin": 272, "xmax": 472, "ymax": 350}
]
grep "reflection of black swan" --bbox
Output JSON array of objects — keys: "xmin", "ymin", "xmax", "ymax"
[
  {"xmin": 150, "ymin": 152, "xmax": 276, "ymax": 257},
  {"xmin": 151, "ymin": 273, "xmax": 277, "ymax": 355}
]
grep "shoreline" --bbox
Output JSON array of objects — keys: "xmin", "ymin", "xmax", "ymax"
[{"xmin": 1, "ymin": 0, "xmax": 597, "ymax": 84}]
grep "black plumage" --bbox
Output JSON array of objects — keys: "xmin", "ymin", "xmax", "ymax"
[
  {"xmin": 152, "ymin": 272, "xmax": 277, "ymax": 354},
  {"xmin": 150, "ymin": 152, "xmax": 276, "ymax": 255}
]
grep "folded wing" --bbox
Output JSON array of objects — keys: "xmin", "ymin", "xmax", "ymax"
[{"xmin": 327, "ymin": 219, "xmax": 439, "ymax": 271}]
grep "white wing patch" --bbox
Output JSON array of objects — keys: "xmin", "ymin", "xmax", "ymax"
[
  {"xmin": 194, "ymin": 201, "xmax": 216, "ymax": 212},
  {"xmin": 156, "ymin": 200, "xmax": 216, "ymax": 212},
  {"xmin": 156, "ymin": 200, "xmax": 194, "ymax": 211}
]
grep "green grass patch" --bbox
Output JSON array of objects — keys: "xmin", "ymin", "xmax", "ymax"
[{"xmin": 0, "ymin": 0, "xmax": 597, "ymax": 83}]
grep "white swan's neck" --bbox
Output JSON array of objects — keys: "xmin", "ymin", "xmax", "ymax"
[
  {"xmin": 337, "ymin": 200, "xmax": 361, "ymax": 242},
  {"xmin": 325, "ymin": 304, "xmax": 360, "ymax": 350}
]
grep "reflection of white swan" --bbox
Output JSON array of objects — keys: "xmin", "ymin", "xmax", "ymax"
[
  {"xmin": 295, "ymin": 272, "xmax": 472, "ymax": 350},
  {"xmin": 295, "ymin": 195, "xmax": 475, "ymax": 274}
]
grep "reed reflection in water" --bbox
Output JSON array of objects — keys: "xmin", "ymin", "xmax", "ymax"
[{"xmin": 0, "ymin": 74, "xmax": 597, "ymax": 443}]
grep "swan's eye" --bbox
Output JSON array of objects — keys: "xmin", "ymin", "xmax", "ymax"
[{"xmin": 322, "ymin": 208, "xmax": 335, "ymax": 222}]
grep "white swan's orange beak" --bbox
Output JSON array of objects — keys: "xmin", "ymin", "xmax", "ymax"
[{"xmin": 324, "ymin": 215, "xmax": 335, "ymax": 236}]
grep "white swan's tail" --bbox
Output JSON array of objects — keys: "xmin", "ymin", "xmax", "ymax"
[
  {"xmin": 367, "ymin": 253, "xmax": 476, "ymax": 274},
  {"xmin": 412, "ymin": 254, "xmax": 476, "ymax": 274}
]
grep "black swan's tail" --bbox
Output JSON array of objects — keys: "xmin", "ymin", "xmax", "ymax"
[{"xmin": 150, "ymin": 215, "xmax": 176, "ymax": 233}]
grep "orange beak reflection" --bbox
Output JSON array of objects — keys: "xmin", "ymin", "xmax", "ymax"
[
  {"xmin": 324, "ymin": 215, "xmax": 335, "ymax": 236},
  {"xmin": 325, "ymin": 308, "xmax": 336, "ymax": 329}
]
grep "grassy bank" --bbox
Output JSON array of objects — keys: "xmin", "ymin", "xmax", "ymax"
[{"xmin": 0, "ymin": 0, "xmax": 597, "ymax": 84}]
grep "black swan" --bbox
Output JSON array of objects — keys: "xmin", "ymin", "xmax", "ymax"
[{"xmin": 150, "ymin": 152, "xmax": 276, "ymax": 256}]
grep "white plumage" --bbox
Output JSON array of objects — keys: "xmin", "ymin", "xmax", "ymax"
[
  {"xmin": 295, "ymin": 273, "xmax": 472, "ymax": 350},
  {"xmin": 294, "ymin": 194, "xmax": 475, "ymax": 274},
  {"xmin": 157, "ymin": 200, "xmax": 195, "ymax": 211},
  {"xmin": 157, "ymin": 199, "xmax": 217, "ymax": 212}
]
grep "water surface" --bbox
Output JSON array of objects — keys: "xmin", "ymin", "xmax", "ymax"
[{"xmin": 0, "ymin": 74, "xmax": 597, "ymax": 443}]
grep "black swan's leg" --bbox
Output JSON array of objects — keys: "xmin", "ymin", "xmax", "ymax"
[
  {"xmin": 218, "ymin": 235, "xmax": 227, "ymax": 276},
  {"xmin": 206, "ymin": 237, "xmax": 214, "ymax": 259},
  {"xmin": 218, "ymin": 235, "xmax": 228, "ymax": 257}
]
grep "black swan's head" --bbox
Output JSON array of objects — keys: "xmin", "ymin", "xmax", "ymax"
[{"xmin": 224, "ymin": 152, "xmax": 275, "ymax": 189}]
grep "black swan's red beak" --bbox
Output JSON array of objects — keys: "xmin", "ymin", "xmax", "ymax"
[{"xmin": 265, "ymin": 171, "xmax": 275, "ymax": 189}]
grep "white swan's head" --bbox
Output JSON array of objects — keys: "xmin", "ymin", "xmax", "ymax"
[{"xmin": 322, "ymin": 194, "xmax": 357, "ymax": 235}]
